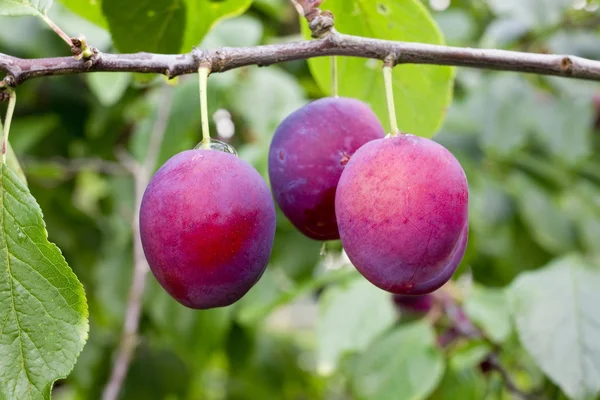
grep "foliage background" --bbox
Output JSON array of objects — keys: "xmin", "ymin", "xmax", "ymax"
[{"xmin": 0, "ymin": 0, "xmax": 599, "ymax": 399}]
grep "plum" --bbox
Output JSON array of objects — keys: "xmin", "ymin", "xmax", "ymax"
[
  {"xmin": 392, "ymin": 293, "xmax": 434, "ymax": 315},
  {"xmin": 335, "ymin": 135, "xmax": 468, "ymax": 295},
  {"xmin": 268, "ymin": 97, "xmax": 385, "ymax": 241},
  {"xmin": 139, "ymin": 149, "xmax": 276, "ymax": 309}
]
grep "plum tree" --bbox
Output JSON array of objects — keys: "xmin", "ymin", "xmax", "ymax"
[
  {"xmin": 335, "ymin": 134, "xmax": 468, "ymax": 295},
  {"xmin": 268, "ymin": 97, "xmax": 385, "ymax": 240},
  {"xmin": 139, "ymin": 149, "xmax": 276, "ymax": 309}
]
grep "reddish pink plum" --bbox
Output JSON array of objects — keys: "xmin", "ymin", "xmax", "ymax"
[
  {"xmin": 335, "ymin": 135, "xmax": 469, "ymax": 295},
  {"xmin": 268, "ymin": 97, "xmax": 385, "ymax": 241},
  {"xmin": 139, "ymin": 149, "xmax": 276, "ymax": 309}
]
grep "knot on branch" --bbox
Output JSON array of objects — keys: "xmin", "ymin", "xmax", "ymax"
[
  {"xmin": 71, "ymin": 35, "xmax": 100, "ymax": 69},
  {"xmin": 0, "ymin": 76, "xmax": 16, "ymax": 99},
  {"xmin": 307, "ymin": 9, "xmax": 334, "ymax": 39}
]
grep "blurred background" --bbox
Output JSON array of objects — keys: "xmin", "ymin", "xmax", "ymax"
[{"xmin": 1, "ymin": 0, "xmax": 599, "ymax": 399}]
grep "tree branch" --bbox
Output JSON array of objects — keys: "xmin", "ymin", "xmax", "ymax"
[
  {"xmin": 102, "ymin": 86, "xmax": 174, "ymax": 400},
  {"xmin": 1, "ymin": 30, "xmax": 600, "ymax": 86}
]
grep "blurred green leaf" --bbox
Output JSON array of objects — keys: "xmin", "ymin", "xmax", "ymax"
[
  {"xmin": 181, "ymin": 0, "xmax": 253, "ymax": 51},
  {"xmin": 530, "ymin": 95, "xmax": 593, "ymax": 166},
  {"xmin": 466, "ymin": 74, "xmax": 535, "ymax": 156},
  {"xmin": 430, "ymin": 364, "xmax": 486, "ymax": 400},
  {"xmin": 0, "ymin": 0, "xmax": 53, "ymax": 16},
  {"xmin": 317, "ymin": 277, "xmax": 396, "ymax": 374},
  {"xmin": 145, "ymin": 278, "xmax": 233, "ymax": 367},
  {"xmin": 121, "ymin": 343, "xmax": 191, "ymax": 400},
  {"xmin": 58, "ymin": 0, "xmax": 107, "ymax": 28},
  {"xmin": 508, "ymin": 172, "xmax": 576, "ymax": 254},
  {"xmin": 102, "ymin": 0, "xmax": 185, "ymax": 53},
  {"xmin": 509, "ymin": 255, "xmax": 600, "ymax": 400},
  {"xmin": 352, "ymin": 321, "xmax": 445, "ymax": 400},
  {"xmin": 230, "ymin": 67, "xmax": 306, "ymax": 140},
  {"xmin": 9, "ymin": 115, "xmax": 60, "ymax": 153},
  {"xmin": 6, "ymin": 141, "xmax": 27, "ymax": 185},
  {"xmin": 302, "ymin": 0, "xmax": 454, "ymax": 138},
  {"xmin": 0, "ymin": 164, "xmax": 88, "ymax": 399},
  {"xmin": 486, "ymin": 0, "xmax": 571, "ymax": 28},
  {"xmin": 464, "ymin": 285, "xmax": 512, "ymax": 344},
  {"xmin": 87, "ymin": 73, "xmax": 131, "ymax": 107},
  {"xmin": 562, "ymin": 182, "xmax": 600, "ymax": 256},
  {"xmin": 200, "ymin": 14, "xmax": 263, "ymax": 49}
]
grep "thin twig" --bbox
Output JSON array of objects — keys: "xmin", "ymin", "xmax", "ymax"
[
  {"xmin": 1, "ymin": 30, "xmax": 600, "ymax": 85},
  {"xmin": 102, "ymin": 86, "xmax": 174, "ymax": 400}
]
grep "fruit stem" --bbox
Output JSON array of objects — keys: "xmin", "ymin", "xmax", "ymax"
[
  {"xmin": 2, "ymin": 90, "xmax": 17, "ymax": 164},
  {"xmin": 40, "ymin": 14, "xmax": 73, "ymax": 47},
  {"xmin": 331, "ymin": 56, "xmax": 339, "ymax": 97},
  {"xmin": 383, "ymin": 64, "xmax": 399, "ymax": 136},
  {"xmin": 198, "ymin": 66, "xmax": 211, "ymax": 149}
]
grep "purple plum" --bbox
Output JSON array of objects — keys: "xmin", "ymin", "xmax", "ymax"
[
  {"xmin": 335, "ymin": 135, "xmax": 469, "ymax": 295},
  {"xmin": 268, "ymin": 97, "xmax": 385, "ymax": 241},
  {"xmin": 139, "ymin": 149, "xmax": 276, "ymax": 309},
  {"xmin": 392, "ymin": 293, "xmax": 434, "ymax": 314}
]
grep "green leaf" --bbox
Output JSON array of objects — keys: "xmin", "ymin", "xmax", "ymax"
[
  {"xmin": 145, "ymin": 279, "xmax": 232, "ymax": 367},
  {"xmin": 302, "ymin": 0, "xmax": 454, "ymax": 138},
  {"xmin": 0, "ymin": 0, "xmax": 53, "ymax": 16},
  {"xmin": 57, "ymin": 0, "xmax": 107, "ymax": 28},
  {"xmin": 87, "ymin": 72, "xmax": 131, "ymax": 107},
  {"xmin": 430, "ymin": 365, "xmax": 486, "ymax": 400},
  {"xmin": 486, "ymin": 0, "xmax": 571, "ymax": 29},
  {"xmin": 6, "ymin": 142, "xmax": 27, "ymax": 186},
  {"xmin": 464, "ymin": 285, "xmax": 512, "ymax": 344},
  {"xmin": 508, "ymin": 172, "xmax": 576, "ymax": 254},
  {"xmin": 317, "ymin": 277, "xmax": 396, "ymax": 374},
  {"xmin": 509, "ymin": 255, "xmax": 600, "ymax": 400},
  {"xmin": 0, "ymin": 164, "xmax": 89, "ymax": 399},
  {"xmin": 101, "ymin": 0, "xmax": 185, "ymax": 53},
  {"xmin": 352, "ymin": 321, "xmax": 445, "ymax": 400},
  {"xmin": 181, "ymin": 0, "xmax": 253, "ymax": 51},
  {"xmin": 530, "ymin": 95, "xmax": 593, "ymax": 166},
  {"xmin": 466, "ymin": 74, "xmax": 535, "ymax": 157}
]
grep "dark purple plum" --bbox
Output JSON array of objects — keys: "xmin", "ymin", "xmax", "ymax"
[
  {"xmin": 392, "ymin": 293, "xmax": 434, "ymax": 315},
  {"xmin": 139, "ymin": 149, "xmax": 276, "ymax": 309},
  {"xmin": 268, "ymin": 97, "xmax": 385, "ymax": 241},
  {"xmin": 335, "ymin": 135, "xmax": 469, "ymax": 295}
]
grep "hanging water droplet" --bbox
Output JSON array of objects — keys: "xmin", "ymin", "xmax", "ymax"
[
  {"xmin": 194, "ymin": 139, "xmax": 237, "ymax": 156},
  {"xmin": 320, "ymin": 242, "xmax": 328, "ymax": 257}
]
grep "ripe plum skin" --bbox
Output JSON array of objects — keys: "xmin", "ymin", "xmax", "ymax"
[
  {"xmin": 139, "ymin": 149, "xmax": 276, "ymax": 309},
  {"xmin": 335, "ymin": 135, "xmax": 469, "ymax": 295},
  {"xmin": 268, "ymin": 97, "xmax": 385, "ymax": 241}
]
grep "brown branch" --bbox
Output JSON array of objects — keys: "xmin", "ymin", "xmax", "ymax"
[
  {"xmin": 1, "ymin": 30, "xmax": 600, "ymax": 86},
  {"xmin": 102, "ymin": 86, "xmax": 174, "ymax": 400}
]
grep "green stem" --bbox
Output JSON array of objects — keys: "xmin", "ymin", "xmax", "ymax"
[
  {"xmin": 2, "ymin": 90, "xmax": 17, "ymax": 164},
  {"xmin": 40, "ymin": 14, "xmax": 73, "ymax": 47},
  {"xmin": 383, "ymin": 64, "xmax": 399, "ymax": 136},
  {"xmin": 198, "ymin": 66, "xmax": 211, "ymax": 149},
  {"xmin": 331, "ymin": 56, "xmax": 339, "ymax": 97}
]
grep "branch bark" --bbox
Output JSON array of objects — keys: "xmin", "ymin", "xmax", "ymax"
[{"xmin": 1, "ymin": 30, "xmax": 600, "ymax": 86}]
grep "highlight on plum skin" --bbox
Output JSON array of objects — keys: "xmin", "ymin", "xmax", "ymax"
[
  {"xmin": 268, "ymin": 97, "xmax": 386, "ymax": 241},
  {"xmin": 335, "ymin": 134, "xmax": 469, "ymax": 295},
  {"xmin": 139, "ymin": 149, "xmax": 276, "ymax": 310}
]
